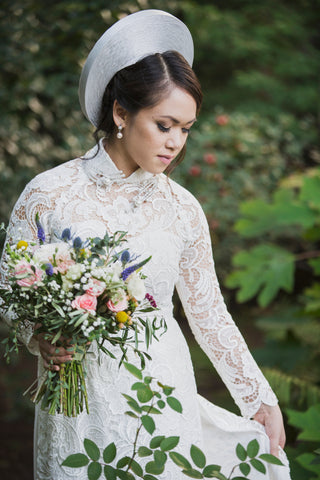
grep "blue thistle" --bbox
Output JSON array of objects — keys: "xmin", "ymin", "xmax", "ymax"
[
  {"xmin": 35, "ymin": 213, "xmax": 45, "ymax": 244},
  {"xmin": 73, "ymin": 236, "xmax": 83, "ymax": 250},
  {"xmin": 61, "ymin": 228, "xmax": 72, "ymax": 241},
  {"xmin": 121, "ymin": 256, "xmax": 151, "ymax": 281},
  {"xmin": 121, "ymin": 250, "xmax": 131, "ymax": 264},
  {"xmin": 45, "ymin": 263, "xmax": 54, "ymax": 276}
]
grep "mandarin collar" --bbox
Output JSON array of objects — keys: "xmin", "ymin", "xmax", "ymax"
[{"xmin": 82, "ymin": 138, "xmax": 157, "ymax": 186}]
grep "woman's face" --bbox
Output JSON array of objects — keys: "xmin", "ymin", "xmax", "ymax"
[{"xmin": 109, "ymin": 87, "xmax": 197, "ymax": 177}]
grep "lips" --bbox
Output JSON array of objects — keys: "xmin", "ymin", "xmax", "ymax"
[{"xmin": 158, "ymin": 155, "xmax": 173, "ymax": 165}]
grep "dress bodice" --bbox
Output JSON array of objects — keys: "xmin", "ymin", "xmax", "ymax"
[{"xmin": 0, "ymin": 140, "xmax": 278, "ymax": 418}]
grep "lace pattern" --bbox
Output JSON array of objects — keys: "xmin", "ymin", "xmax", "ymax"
[{"xmin": 0, "ymin": 140, "xmax": 280, "ymax": 479}]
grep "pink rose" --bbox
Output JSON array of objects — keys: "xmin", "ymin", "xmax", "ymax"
[
  {"xmin": 86, "ymin": 279, "xmax": 105, "ymax": 297},
  {"xmin": 54, "ymin": 259, "xmax": 75, "ymax": 274},
  {"xmin": 72, "ymin": 294, "xmax": 97, "ymax": 313},
  {"xmin": 107, "ymin": 297, "xmax": 128, "ymax": 312},
  {"xmin": 15, "ymin": 260, "xmax": 43, "ymax": 287}
]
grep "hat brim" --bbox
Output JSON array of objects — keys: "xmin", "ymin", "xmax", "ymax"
[{"xmin": 79, "ymin": 9, "xmax": 194, "ymax": 127}]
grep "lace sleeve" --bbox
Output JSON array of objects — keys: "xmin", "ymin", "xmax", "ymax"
[
  {"xmin": 175, "ymin": 196, "xmax": 278, "ymax": 418},
  {"xmin": 0, "ymin": 179, "xmax": 54, "ymax": 356}
]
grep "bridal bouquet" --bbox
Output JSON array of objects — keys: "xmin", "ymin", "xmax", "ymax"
[{"xmin": 0, "ymin": 215, "xmax": 164, "ymax": 416}]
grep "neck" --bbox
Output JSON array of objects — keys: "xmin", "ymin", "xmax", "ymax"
[{"xmin": 103, "ymin": 138, "xmax": 138, "ymax": 178}]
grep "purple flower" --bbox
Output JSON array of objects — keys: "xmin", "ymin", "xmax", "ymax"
[
  {"xmin": 36, "ymin": 213, "xmax": 45, "ymax": 244},
  {"xmin": 145, "ymin": 293, "xmax": 157, "ymax": 308},
  {"xmin": 121, "ymin": 256, "xmax": 151, "ymax": 281},
  {"xmin": 45, "ymin": 263, "xmax": 54, "ymax": 276}
]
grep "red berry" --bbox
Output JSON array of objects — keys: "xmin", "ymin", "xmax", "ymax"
[
  {"xmin": 215, "ymin": 114, "xmax": 229, "ymax": 126},
  {"xmin": 203, "ymin": 153, "xmax": 217, "ymax": 165},
  {"xmin": 189, "ymin": 165, "xmax": 201, "ymax": 177}
]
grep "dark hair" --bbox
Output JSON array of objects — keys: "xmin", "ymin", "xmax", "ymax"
[{"xmin": 94, "ymin": 51, "xmax": 202, "ymax": 174}]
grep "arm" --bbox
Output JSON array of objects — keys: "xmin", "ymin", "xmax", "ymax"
[{"xmin": 175, "ymin": 196, "xmax": 285, "ymax": 451}]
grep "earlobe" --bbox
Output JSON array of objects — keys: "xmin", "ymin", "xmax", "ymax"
[{"xmin": 113, "ymin": 100, "xmax": 128, "ymax": 128}]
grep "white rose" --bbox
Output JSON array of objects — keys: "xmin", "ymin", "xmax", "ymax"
[
  {"xmin": 65, "ymin": 263, "xmax": 83, "ymax": 280},
  {"xmin": 62, "ymin": 277, "xmax": 73, "ymax": 291},
  {"xmin": 33, "ymin": 242, "xmax": 71, "ymax": 265},
  {"xmin": 126, "ymin": 273, "xmax": 146, "ymax": 301}
]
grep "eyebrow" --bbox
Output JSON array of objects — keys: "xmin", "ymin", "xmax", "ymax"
[{"xmin": 157, "ymin": 115, "xmax": 197, "ymax": 125}]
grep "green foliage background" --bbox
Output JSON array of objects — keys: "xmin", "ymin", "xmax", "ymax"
[{"xmin": 0, "ymin": 0, "xmax": 319, "ymax": 478}]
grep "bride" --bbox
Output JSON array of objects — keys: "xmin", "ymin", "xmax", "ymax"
[{"xmin": 0, "ymin": 9, "xmax": 291, "ymax": 479}]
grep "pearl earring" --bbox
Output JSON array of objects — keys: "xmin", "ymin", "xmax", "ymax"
[{"xmin": 117, "ymin": 125, "xmax": 123, "ymax": 139}]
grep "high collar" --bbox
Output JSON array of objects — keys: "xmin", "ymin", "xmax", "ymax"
[{"xmin": 82, "ymin": 138, "xmax": 157, "ymax": 186}]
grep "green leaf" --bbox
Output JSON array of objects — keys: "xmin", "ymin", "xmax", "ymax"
[
  {"xmin": 160, "ymin": 436, "xmax": 180, "ymax": 451},
  {"xmin": 131, "ymin": 382, "xmax": 146, "ymax": 390},
  {"xmin": 226, "ymin": 245, "xmax": 295, "ymax": 307},
  {"xmin": 141, "ymin": 405, "xmax": 162, "ymax": 414},
  {"xmin": 286, "ymin": 404, "xmax": 320, "ymax": 441},
  {"xmin": 300, "ymin": 176, "xmax": 320, "ymax": 210},
  {"xmin": 167, "ymin": 396, "xmax": 183, "ymax": 413},
  {"xmin": 125, "ymin": 411, "xmax": 139, "ymax": 418},
  {"xmin": 182, "ymin": 468, "xmax": 203, "ymax": 478},
  {"xmin": 103, "ymin": 443, "xmax": 116, "ymax": 464},
  {"xmin": 259, "ymin": 454, "xmax": 284, "ymax": 466},
  {"xmin": 157, "ymin": 400, "xmax": 166, "ymax": 409},
  {"xmin": 202, "ymin": 464, "xmax": 222, "ymax": 477},
  {"xmin": 154, "ymin": 449, "xmax": 167, "ymax": 466},
  {"xmin": 123, "ymin": 362, "xmax": 143, "ymax": 380},
  {"xmin": 190, "ymin": 445, "xmax": 206, "ymax": 469},
  {"xmin": 239, "ymin": 462, "xmax": 250, "ymax": 476},
  {"xmin": 163, "ymin": 386, "xmax": 174, "ymax": 396},
  {"xmin": 116, "ymin": 456, "xmax": 131, "ymax": 468},
  {"xmin": 116, "ymin": 470, "xmax": 135, "ymax": 480},
  {"xmin": 235, "ymin": 189, "xmax": 317, "ymax": 237},
  {"xmin": 137, "ymin": 386, "xmax": 154, "ymax": 403},
  {"xmin": 104, "ymin": 465, "xmax": 117, "ymax": 480},
  {"xmin": 143, "ymin": 476, "xmax": 158, "ymax": 480},
  {"xmin": 145, "ymin": 461, "xmax": 165, "ymax": 475},
  {"xmin": 141, "ymin": 415, "xmax": 156, "ymax": 434},
  {"xmin": 129, "ymin": 459, "xmax": 143, "ymax": 477},
  {"xmin": 250, "ymin": 458, "xmax": 266, "ymax": 474},
  {"xmin": 88, "ymin": 461, "xmax": 102, "ymax": 480},
  {"xmin": 236, "ymin": 444, "xmax": 247, "ymax": 461},
  {"xmin": 122, "ymin": 394, "xmax": 142, "ymax": 414},
  {"xmin": 247, "ymin": 439, "xmax": 259, "ymax": 458},
  {"xmin": 84, "ymin": 439, "xmax": 100, "ymax": 462},
  {"xmin": 61, "ymin": 453, "xmax": 89, "ymax": 468},
  {"xmin": 150, "ymin": 436, "xmax": 165, "ymax": 449},
  {"xmin": 297, "ymin": 452, "xmax": 320, "ymax": 473},
  {"xmin": 138, "ymin": 446, "xmax": 153, "ymax": 457},
  {"xmin": 169, "ymin": 452, "xmax": 192, "ymax": 470},
  {"xmin": 144, "ymin": 376, "xmax": 153, "ymax": 384}
]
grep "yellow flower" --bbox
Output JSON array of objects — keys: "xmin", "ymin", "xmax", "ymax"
[
  {"xmin": 17, "ymin": 240, "xmax": 28, "ymax": 250},
  {"xmin": 116, "ymin": 311, "xmax": 128, "ymax": 323}
]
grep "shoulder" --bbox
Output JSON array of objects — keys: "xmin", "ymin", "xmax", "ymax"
[
  {"xmin": 159, "ymin": 175, "xmax": 210, "ymax": 240},
  {"xmin": 162, "ymin": 175, "xmax": 205, "ymax": 214},
  {"xmin": 20, "ymin": 157, "xmax": 83, "ymax": 199}
]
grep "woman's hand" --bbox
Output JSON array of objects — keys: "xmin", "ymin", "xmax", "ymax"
[
  {"xmin": 34, "ymin": 329, "xmax": 74, "ymax": 371},
  {"xmin": 253, "ymin": 403, "xmax": 286, "ymax": 457}
]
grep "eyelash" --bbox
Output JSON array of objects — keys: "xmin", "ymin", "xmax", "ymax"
[{"xmin": 157, "ymin": 123, "xmax": 190, "ymax": 134}]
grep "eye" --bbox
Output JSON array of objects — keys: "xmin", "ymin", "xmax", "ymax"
[
  {"xmin": 157, "ymin": 123, "xmax": 170, "ymax": 133},
  {"xmin": 182, "ymin": 127, "xmax": 191, "ymax": 134}
]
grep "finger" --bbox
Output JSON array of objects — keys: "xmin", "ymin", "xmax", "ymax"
[
  {"xmin": 279, "ymin": 429, "xmax": 286, "ymax": 449},
  {"xmin": 269, "ymin": 436, "xmax": 280, "ymax": 457},
  {"xmin": 43, "ymin": 359, "xmax": 60, "ymax": 371}
]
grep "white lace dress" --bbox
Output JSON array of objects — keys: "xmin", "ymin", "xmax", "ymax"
[{"xmin": 0, "ymin": 140, "xmax": 291, "ymax": 480}]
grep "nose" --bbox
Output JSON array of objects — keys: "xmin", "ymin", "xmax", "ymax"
[{"xmin": 165, "ymin": 129, "xmax": 184, "ymax": 152}]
